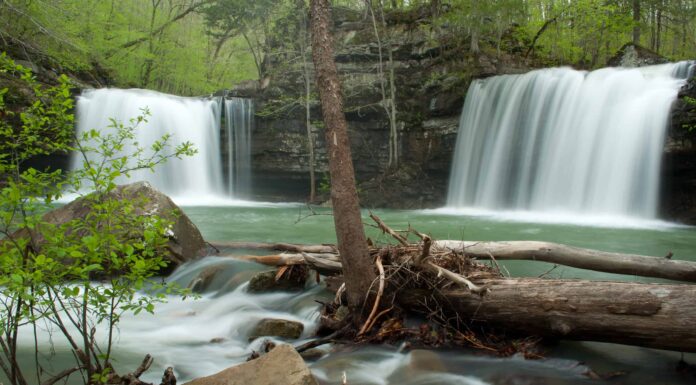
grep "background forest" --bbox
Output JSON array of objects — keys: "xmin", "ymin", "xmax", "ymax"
[{"xmin": 0, "ymin": 0, "xmax": 694, "ymax": 96}]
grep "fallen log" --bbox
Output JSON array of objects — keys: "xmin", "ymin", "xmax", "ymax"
[
  {"xmin": 301, "ymin": 253, "xmax": 343, "ymax": 275},
  {"xmin": 233, "ymin": 241, "xmax": 696, "ymax": 283},
  {"xmin": 234, "ymin": 254, "xmax": 306, "ymax": 266},
  {"xmin": 210, "ymin": 241, "xmax": 337, "ymax": 254},
  {"xmin": 400, "ymin": 278, "xmax": 696, "ymax": 353},
  {"xmin": 435, "ymin": 240, "xmax": 696, "ymax": 283},
  {"xmin": 231, "ymin": 253, "xmax": 341, "ymax": 275}
]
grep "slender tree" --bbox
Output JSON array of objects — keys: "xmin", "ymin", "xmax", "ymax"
[
  {"xmin": 633, "ymin": 0, "xmax": 641, "ymax": 45},
  {"xmin": 309, "ymin": 0, "xmax": 375, "ymax": 314}
]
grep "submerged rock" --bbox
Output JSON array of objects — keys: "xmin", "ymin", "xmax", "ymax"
[
  {"xmin": 250, "ymin": 318, "xmax": 304, "ymax": 340},
  {"xmin": 299, "ymin": 348, "xmax": 326, "ymax": 361},
  {"xmin": 184, "ymin": 344, "xmax": 318, "ymax": 385},
  {"xmin": 247, "ymin": 267, "xmax": 308, "ymax": 293},
  {"xmin": 189, "ymin": 265, "xmax": 226, "ymax": 293}
]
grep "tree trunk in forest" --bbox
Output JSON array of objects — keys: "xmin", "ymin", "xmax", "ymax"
[
  {"xmin": 309, "ymin": 0, "xmax": 375, "ymax": 313},
  {"xmin": 298, "ymin": 0, "xmax": 316, "ymax": 202},
  {"xmin": 633, "ymin": 0, "xmax": 641, "ymax": 45},
  {"xmin": 400, "ymin": 279, "xmax": 696, "ymax": 353},
  {"xmin": 656, "ymin": 6, "xmax": 662, "ymax": 54}
]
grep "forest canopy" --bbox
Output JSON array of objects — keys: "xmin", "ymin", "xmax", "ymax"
[{"xmin": 0, "ymin": 0, "xmax": 694, "ymax": 95}]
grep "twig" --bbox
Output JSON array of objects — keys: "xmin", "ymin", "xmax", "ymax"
[
  {"xmin": 426, "ymin": 262, "xmax": 490, "ymax": 295},
  {"xmin": 365, "ymin": 305, "xmax": 394, "ymax": 332},
  {"xmin": 369, "ymin": 212, "xmax": 409, "ymax": 246},
  {"xmin": 408, "ymin": 224, "xmax": 429, "ymax": 241},
  {"xmin": 275, "ymin": 265, "xmax": 290, "ymax": 281},
  {"xmin": 487, "ymin": 251, "xmax": 507, "ymax": 277},
  {"xmin": 538, "ymin": 264, "xmax": 559, "ymax": 278},
  {"xmin": 133, "ymin": 354, "xmax": 153, "ymax": 378},
  {"xmin": 415, "ymin": 235, "xmax": 432, "ymax": 265},
  {"xmin": 334, "ymin": 282, "xmax": 346, "ymax": 305},
  {"xmin": 295, "ymin": 203, "xmax": 333, "ymax": 224},
  {"xmin": 206, "ymin": 241, "xmax": 220, "ymax": 254},
  {"xmin": 359, "ymin": 255, "xmax": 385, "ymax": 336},
  {"xmin": 41, "ymin": 366, "xmax": 83, "ymax": 385},
  {"xmin": 294, "ymin": 326, "xmax": 346, "ymax": 353}
]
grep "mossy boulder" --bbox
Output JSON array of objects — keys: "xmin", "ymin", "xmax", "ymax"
[{"xmin": 17, "ymin": 181, "xmax": 207, "ymax": 273}]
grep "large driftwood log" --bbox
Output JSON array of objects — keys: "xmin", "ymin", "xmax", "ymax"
[
  {"xmin": 435, "ymin": 240, "xmax": 696, "ymax": 283},
  {"xmin": 401, "ymin": 278, "xmax": 696, "ymax": 353},
  {"xmin": 210, "ymin": 241, "xmax": 337, "ymax": 254}
]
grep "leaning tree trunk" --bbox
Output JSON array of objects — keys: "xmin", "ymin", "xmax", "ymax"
[
  {"xmin": 310, "ymin": 0, "xmax": 376, "ymax": 313},
  {"xmin": 401, "ymin": 279, "xmax": 696, "ymax": 353}
]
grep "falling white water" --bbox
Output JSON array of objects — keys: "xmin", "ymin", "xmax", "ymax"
[
  {"xmin": 447, "ymin": 62, "xmax": 693, "ymax": 221},
  {"xmin": 74, "ymin": 88, "xmax": 224, "ymax": 200},
  {"xmin": 223, "ymin": 98, "xmax": 253, "ymax": 198}
]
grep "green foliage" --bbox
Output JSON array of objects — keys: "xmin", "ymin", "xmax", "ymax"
[
  {"xmin": 0, "ymin": 53, "xmax": 194, "ymax": 385},
  {"xmin": 1, "ymin": 0, "xmax": 695, "ymax": 95},
  {"xmin": 318, "ymin": 172, "xmax": 331, "ymax": 194},
  {"xmin": 684, "ymin": 96, "xmax": 696, "ymax": 132},
  {"xmin": 0, "ymin": 0, "xmax": 258, "ymax": 95}
]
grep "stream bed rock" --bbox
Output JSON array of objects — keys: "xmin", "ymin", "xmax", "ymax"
[
  {"xmin": 247, "ymin": 268, "xmax": 308, "ymax": 292},
  {"xmin": 250, "ymin": 318, "xmax": 304, "ymax": 340},
  {"xmin": 184, "ymin": 344, "xmax": 318, "ymax": 385}
]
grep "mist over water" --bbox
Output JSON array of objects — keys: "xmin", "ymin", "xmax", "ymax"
[{"xmin": 447, "ymin": 62, "xmax": 693, "ymax": 222}]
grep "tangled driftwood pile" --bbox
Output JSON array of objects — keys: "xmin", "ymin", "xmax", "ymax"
[{"xmin": 212, "ymin": 214, "xmax": 696, "ymax": 354}]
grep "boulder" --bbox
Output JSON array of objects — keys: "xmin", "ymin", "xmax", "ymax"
[
  {"xmin": 247, "ymin": 268, "xmax": 308, "ymax": 293},
  {"xmin": 184, "ymin": 344, "xmax": 318, "ymax": 385},
  {"xmin": 26, "ymin": 181, "xmax": 206, "ymax": 271},
  {"xmin": 250, "ymin": 318, "xmax": 304, "ymax": 340}
]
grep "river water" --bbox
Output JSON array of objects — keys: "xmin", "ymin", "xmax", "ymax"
[
  {"xmin": 9, "ymin": 205, "xmax": 695, "ymax": 385},
  {"xmin": 82, "ymin": 205, "xmax": 693, "ymax": 385}
]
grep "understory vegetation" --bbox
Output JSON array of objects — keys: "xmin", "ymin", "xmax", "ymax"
[{"xmin": 0, "ymin": 54, "xmax": 194, "ymax": 385}]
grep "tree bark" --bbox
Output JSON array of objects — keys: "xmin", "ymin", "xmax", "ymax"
[
  {"xmin": 401, "ymin": 279, "xmax": 696, "ymax": 353},
  {"xmin": 434, "ymin": 240, "xmax": 696, "ymax": 283},
  {"xmin": 310, "ymin": 0, "xmax": 375, "ymax": 312},
  {"xmin": 298, "ymin": 0, "xmax": 316, "ymax": 202}
]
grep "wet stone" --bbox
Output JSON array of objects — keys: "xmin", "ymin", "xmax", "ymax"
[
  {"xmin": 250, "ymin": 318, "xmax": 304, "ymax": 340},
  {"xmin": 247, "ymin": 268, "xmax": 308, "ymax": 293}
]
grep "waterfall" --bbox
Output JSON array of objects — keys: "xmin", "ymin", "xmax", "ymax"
[
  {"xmin": 446, "ymin": 62, "xmax": 691, "ymax": 221},
  {"xmin": 74, "ymin": 88, "xmax": 225, "ymax": 200},
  {"xmin": 222, "ymin": 98, "xmax": 253, "ymax": 198}
]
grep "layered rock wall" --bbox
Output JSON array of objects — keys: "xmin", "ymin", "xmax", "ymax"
[{"xmin": 234, "ymin": 7, "xmax": 532, "ymax": 206}]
